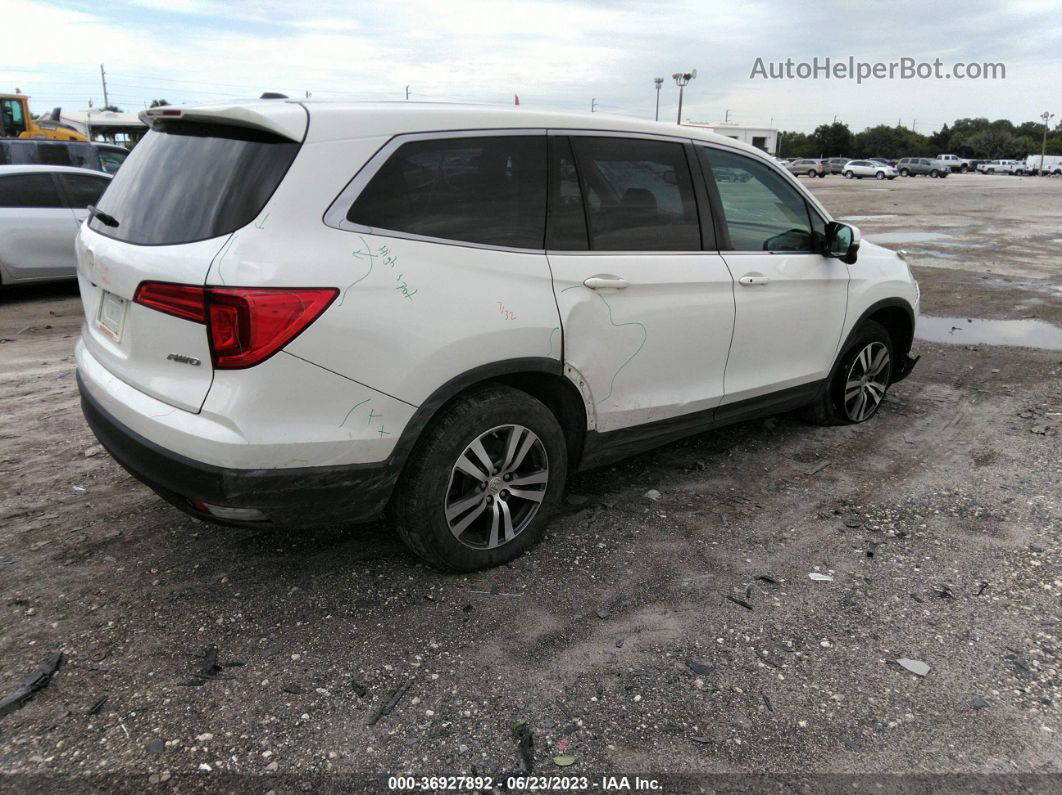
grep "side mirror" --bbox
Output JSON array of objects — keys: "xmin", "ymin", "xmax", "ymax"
[{"xmin": 825, "ymin": 221, "xmax": 860, "ymax": 264}]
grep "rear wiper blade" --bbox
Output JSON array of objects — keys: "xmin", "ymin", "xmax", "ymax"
[{"xmin": 87, "ymin": 205, "xmax": 119, "ymax": 228}]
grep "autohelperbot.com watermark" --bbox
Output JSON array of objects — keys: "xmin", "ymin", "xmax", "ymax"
[{"xmin": 750, "ymin": 56, "xmax": 1006, "ymax": 83}]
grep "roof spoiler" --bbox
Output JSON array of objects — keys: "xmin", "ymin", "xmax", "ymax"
[{"xmin": 138, "ymin": 102, "xmax": 306, "ymax": 142}]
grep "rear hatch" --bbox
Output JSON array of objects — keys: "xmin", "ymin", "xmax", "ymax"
[{"xmin": 76, "ymin": 104, "xmax": 306, "ymax": 412}]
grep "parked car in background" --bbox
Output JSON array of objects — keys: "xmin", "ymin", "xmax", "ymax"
[
  {"xmin": 0, "ymin": 165, "xmax": 111, "ymax": 285},
  {"xmin": 977, "ymin": 159, "xmax": 1022, "ymax": 174},
  {"xmin": 937, "ymin": 154, "xmax": 974, "ymax": 173},
  {"xmin": 868, "ymin": 158, "xmax": 897, "ymax": 168},
  {"xmin": 1023, "ymin": 154, "xmax": 1062, "ymax": 175},
  {"xmin": 0, "ymin": 139, "xmax": 129, "ymax": 174},
  {"xmin": 826, "ymin": 157, "xmax": 850, "ymax": 175},
  {"xmin": 843, "ymin": 160, "xmax": 897, "ymax": 180},
  {"xmin": 786, "ymin": 157, "xmax": 829, "ymax": 177},
  {"xmin": 74, "ymin": 101, "xmax": 919, "ymax": 571},
  {"xmin": 896, "ymin": 157, "xmax": 949, "ymax": 178}
]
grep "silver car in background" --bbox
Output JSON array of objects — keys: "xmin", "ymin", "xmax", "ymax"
[
  {"xmin": 0, "ymin": 165, "xmax": 111, "ymax": 285},
  {"xmin": 843, "ymin": 160, "xmax": 898, "ymax": 180},
  {"xmin": 786, "ymin": 158, "xmax": 829, "ymax": 177}
]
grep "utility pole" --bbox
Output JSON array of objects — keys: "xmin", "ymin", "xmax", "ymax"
[
  {"xmin": 672, "ymin": 70, "xmax": 695, "ymax": 125},
  {"xmin": 100, "ymin": 63, "xmax": 109, "ymax": 108},
  {"xmin": 1039, "ymin": 111, "xmax": 1055, "ymax": 175},
  {"xmin": 724, "ymin": 109, "xmax": 731, "ymax": 123},
  {"xmin": 654, "ymin": 77, "xmax": 663, "ymax": 121},
  {"xmin": 591, "ymin": 98, "xmax": 598, "ymax": 113},
  {"xmin": 405, "ymin": 85, "xmax": 410, "ymax": 100}
]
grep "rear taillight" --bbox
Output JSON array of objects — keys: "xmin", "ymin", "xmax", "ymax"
[
  {"xmin": 134, "ymin": 282, "xmax": 207, "ymax": 323},
  {"xmin": 134, "ymin": 283, "xmax": 337, "ymax": 369}
]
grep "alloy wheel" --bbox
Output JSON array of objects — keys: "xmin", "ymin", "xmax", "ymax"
[
  {"xmin": 444, "ymin": 424, "xmax": 549, "ymax": 549},
  {"xmin": 843, "ymin": 342, "xmax": 890, "ymax": 422}
]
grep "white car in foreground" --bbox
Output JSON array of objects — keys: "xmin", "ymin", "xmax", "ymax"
[
  {"xmin": 843, "ymin": 160, "xmax": 898, "ymax": 180},
  {"xmin": 0, "ymin": 165, "xmax": 111, "ymax": 285},
  {"xmin": 75, "ymin": 100, "xmax": 920, "ymax": 571}
]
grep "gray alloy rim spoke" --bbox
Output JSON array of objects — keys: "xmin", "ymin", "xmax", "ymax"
[
  {"xmin": 844, "ymin": 341, "xmax": 890, "ymax": 422},
  {"xmin": 445, "ymin": 423, "xmax": 549, "ymax": 550},
  {"xmin": 445, "ymin": 491, "xmax": 485, "ymax": 522},
  {"xmin": 507, "ymin": 470, "xmax": 549, "ymax": 486},
  {"xmin": 450, "ymin": 500, "xmax": 488, "ymax": 536},
  {"xmin": 501, "ymin": 425, "xmax": 525, "ymax": 471},
  {"xmin": 506, "ymin": 487, "xmax": 545, "ymax": 504},
  {"xmin": 510, "ymin": 430, "xmax": 540, "ymax": 472},
  {"xmin": 487, "ymin": 502, "xmax": 501, "ymax": 548},
  {"xmin": 468, "ymin": 438, "xmax": 496, "ymax": 477},
  {"xmin": 498, "ymin": 499, "xmax": 515, "ymax": 543},
  {"xmin": 455, "ymin": 452, "xmax": 488, "ymax": 483}
]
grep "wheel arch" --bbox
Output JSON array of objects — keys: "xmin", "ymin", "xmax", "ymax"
[
  {"xmin": 386, "ymin": 358, "xmax": 588, "ymax": 482},
  {"xmin": 845, "ymin": 298, "xmax": 915, "ymax": 360}
]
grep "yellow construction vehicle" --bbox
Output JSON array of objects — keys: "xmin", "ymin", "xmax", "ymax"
[{"xmin": 1, "ymin": 92, "xmax": 89, "ymax": 142}]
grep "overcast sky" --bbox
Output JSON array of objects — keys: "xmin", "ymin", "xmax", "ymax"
[{"xmin": 5, "ymin": 0, "xmax": 1061, "ymax": 133}]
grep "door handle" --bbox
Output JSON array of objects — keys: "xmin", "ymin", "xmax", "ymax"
[
  {"xmin": 583, "ymin": 275, "xmax": 630, "ymax": 290},
  {"xmin": 738, "ymin": 274, "xmax": 770, "ymax": 286}
]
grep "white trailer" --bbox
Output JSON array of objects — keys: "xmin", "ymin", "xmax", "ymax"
[{"xmin": 1025, "ymin": 154, "xmax": 1062, "ymax": 175}]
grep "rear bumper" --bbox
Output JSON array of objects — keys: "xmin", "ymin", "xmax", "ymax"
[{"xmin": 78, "ymin": 373, "xmax": 396, "ymax": 527}]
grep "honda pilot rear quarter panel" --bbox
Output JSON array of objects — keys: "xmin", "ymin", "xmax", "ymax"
[
  {"xmin": 210, "ymin": 126, "xmax": 564, "ymax": 407},
  {"xmin": 77, "ymin": 335, "xmax": 415, "ymax": 469}
]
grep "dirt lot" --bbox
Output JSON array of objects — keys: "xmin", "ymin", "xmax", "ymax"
[{"xmin": 1, "ymin": 173, "xmax": 1059, "ymax": 791}]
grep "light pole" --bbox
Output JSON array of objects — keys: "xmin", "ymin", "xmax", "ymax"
[
  {"xmin": 405, "ymin": 85, "xmax": 410, "ymax": 100},
  {"xmin": 654, "ymin": 77, "xmax": 663, "ymax": 121},
  {"xmin": 672, "ymin": 70, "xmax": 695, "ymax": 125},
  {"xmin": 591, "ymin": 98, "xmax": 598, "ymax": 113},
  {"xmin": 1039, "ymin": 111, "xmax": 1055, "ymax": 175},
  {"xmin": 724, "ymin": 109, "xmax": 732, "ymax": 123}
]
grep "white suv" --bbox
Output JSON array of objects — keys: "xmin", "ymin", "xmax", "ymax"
[{"xmin": 75, "ymin": 100, "xmax": 919, "ymax": 571}]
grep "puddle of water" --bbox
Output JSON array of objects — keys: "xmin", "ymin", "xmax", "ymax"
[
  {"xmin": 840, "ymin": 214, "xmax": 898, "ymax": 222},
  {"xmin": 914, "ymin": 250, "xmax": 960, "ymax": 259},
  {"xmin": 868, "ymin": 230, "xmax": 954, "ymax": 244},
  {"xmin": 916, "ymin": 315, "xmax": 1062, "ymax": 350}
]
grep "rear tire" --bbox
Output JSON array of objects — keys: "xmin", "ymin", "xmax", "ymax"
[
  {"xmin": 844, "ymin": 170, "xmax": 854, "ymax": 179},
  {"xmin": 929, "ymin": 169, "xmax": 939, "ymax": 178},
  {"xmin": 807, "ymin": 169, "xmax": 817, "ymax": 178},
  {"xmin": 875, "ymin": 171, "xmax": 886, "ymax": 180},
  {"xmin": 390, "ymin": 385, "xmax": 567, "ymax": 572},
  {"xmin": 899, "ymin": 168, "xmax": 910, "ymax": 177},
  {"xmin": 799, "ymin": 320, "xmax": 895, "ymax": 426}
]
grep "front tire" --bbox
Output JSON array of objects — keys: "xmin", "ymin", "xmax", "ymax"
[
  {"xmin": 799, "ymin": 320, "xmax": 895, "ymax": 426},
  {"xmin": 844, "ymin": 170, "xmax": 854, "ymax": 179},
  {"xmin": 875, "ymin": 171, "xmax": 886, "ymax": 180},
  {"xmin": 807, "ymin": 169, "xmax": 817, "ymax": 178},
  {"xmin": 391, "ymin": 385, "xmax": 567, "ymax": 571},
  {"xmin": 899, "ymin": 168, "xmax": 910, "ymax": 177}
]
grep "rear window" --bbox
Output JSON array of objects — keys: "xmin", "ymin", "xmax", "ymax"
[{"xmin": 89, "ymin": 122, "xmax": 300, "ymax": 245}]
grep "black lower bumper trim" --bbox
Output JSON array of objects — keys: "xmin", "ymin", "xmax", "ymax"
[{"xmin": 77, "ymin": 373, "xmax": 396, "ymax": 527}]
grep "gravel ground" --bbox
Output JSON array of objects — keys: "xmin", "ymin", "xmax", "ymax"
[{"xmin": 0, "ymin": 173, "xmax": 1059, "ymax": 792}]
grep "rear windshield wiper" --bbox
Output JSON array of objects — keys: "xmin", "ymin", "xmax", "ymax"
[{"xmin": 87, "ymin": 205, "xmax": 119, "ymax": 228}]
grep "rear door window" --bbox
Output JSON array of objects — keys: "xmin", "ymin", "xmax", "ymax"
[
  {"xmin": 58, "ymin": 173, "xmax": 110, "ymax": 207},
  {"xmin": 0, "ymin": 173, "xmax": 64, "ymax": 208},
  {"xmin": 88, "ymin": 121, "xmax": 301, "ymax": 245},
  {"xmin": 347, "ymin": 135, "xmax": 547, "ymax": 249},
  {"xmin": 571, "ymin": 136, "xmax": 700, "ymax": 251}
]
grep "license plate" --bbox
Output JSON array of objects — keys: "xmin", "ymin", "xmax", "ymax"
[{"xmin": 97, "ymin": 290, "xmax": 127, "ymax": 342}]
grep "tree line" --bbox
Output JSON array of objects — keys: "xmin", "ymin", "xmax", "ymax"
[{"xmin": 779, "ymin": 118, "xmax": 1062, "ymax": 160}]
